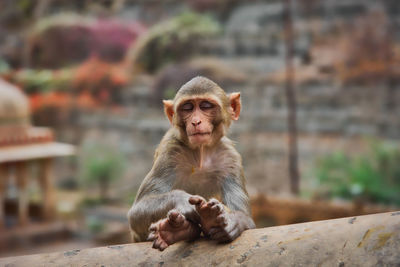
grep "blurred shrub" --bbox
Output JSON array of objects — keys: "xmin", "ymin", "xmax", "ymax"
[
  {"xmin": 129, "ymin": 12, "xmax": 220, "ymax": 73},
  {"xmin": 153, "ymin": 57, "xmax": 246, "ymax": 104},
  {"xmin": 0, "ymin": 58, "xmax": 10, "ymax": 74},
  {"xmin": 80, "ymin": 143, "xmax": 126, "ymax": 201},
  {"xmin": 314, "ymin": 142, "xmax": 400, "ymax": 205},
  {"xmin": 8, "ymin": 55, "xmax": 129, "ymax": 110},
  {"xmin": 86, "ymin": 216, "xmax": 105, "ymax": 234},
  {"xmin": 29, "ymin": 14, "xmax": 145, "ymax": 68},
  {"xmin": 188, "ymin": 0, "xmax": 237, "ymax": 12},
  {"xmin": 72, "ymin": 56, "xmax": 130, "ymax": 104}
]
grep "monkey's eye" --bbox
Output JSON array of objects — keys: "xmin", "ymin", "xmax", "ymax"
[
  {"xmin": 199, "ymin": 101, "xmax": 214, "ymax": 110},
  {"xmin": 181, "ymin": 102, "xmax": 194, "ymax": 111}
]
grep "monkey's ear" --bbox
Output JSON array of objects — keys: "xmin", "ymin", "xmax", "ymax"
[
  {"xmin": 163, "ymin": 100, "xmax": 174, "ymax": 124},
  {"xmin": 229, "ymin": 92, "xmax": 241, "ymax": 121}
]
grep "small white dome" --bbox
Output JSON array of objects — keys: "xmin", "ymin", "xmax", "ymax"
[{"xmin": 0, "ymin": 79, "xmax": 30, "ymax": 126}]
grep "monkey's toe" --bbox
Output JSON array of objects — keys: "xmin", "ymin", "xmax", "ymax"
[
  {"xmin": 207, "ymin": 198, "xmax": 220, "ymax": 206},
  {"xmin": 215, "ymin": 214, "xmax": 227, "ymax": 226},
  {"xmin": 167, "ymin": 209, "xmax": 185, "ymax": 228},
  {"xmin": 189, "ymin": 195, "xmax": 206, "ymax": 206},
  {"xmin": 148, "ymin": 222, "xmax": 158, "ymax": 232},
  {"xmin": 147, "ymin": 232, "xmax": 157, "ymax": 241},
  {"xmin": 210, "ymin": 203, "xmax": 224, "ymax": 214},
  {"xmin": 152, "ymin": 237, "xmax": 169, "ymax": 251}
]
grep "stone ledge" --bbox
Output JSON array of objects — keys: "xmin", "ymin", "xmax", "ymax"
[{"xmin": 1, "ymin": 211, "xmax": 399, "ymax": 266}]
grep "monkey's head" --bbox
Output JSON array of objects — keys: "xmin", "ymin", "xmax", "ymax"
[{"xmin": 163, "ymin": 76, "xmax": 241, "ymax": 149}]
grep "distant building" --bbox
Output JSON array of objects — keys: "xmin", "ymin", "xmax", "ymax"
[{"xmin": 0, "ymin": 79, "xmax": 75, "ymax": 228}]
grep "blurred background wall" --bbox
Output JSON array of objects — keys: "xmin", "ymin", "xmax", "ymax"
[{"xmin": 0, "ymin": 0, "xmax": 399, "ymax": 257}]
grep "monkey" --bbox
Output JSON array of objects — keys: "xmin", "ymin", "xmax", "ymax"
[{"xmin": 127, "ymin": 76, "xmax": 255, "ymax": 251}]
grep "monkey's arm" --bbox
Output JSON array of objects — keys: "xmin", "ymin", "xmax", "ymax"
[
  {"xmin": 221, "ymin": 175, "xmax": 256, "ymax": 231},
  {"xmin": 216, "ymin": 208, "xmax": 256, "ymax": 242},
  {"xmin": 128, "ymin": 186, "xmax": 199, "ymax": 242}
]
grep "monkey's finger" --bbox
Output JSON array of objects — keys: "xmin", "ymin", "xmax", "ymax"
[
  {"xmin": 152, "ymin": 238, "xmax": 162, "ymax": 249},
  {"xmin": 147, "ymin": 232, "xmax": 157, "ymax": 241},
  {"xmin": 209, "ymin": 228, "xmax": 228, "ymax": 241},
  {"xmin": 213, "ymin": 227, "xmax": 235, "ymax": 243},
  {"xmin": 207, "ymin": 198, "xmax": 220, "ymax": 206},
  {"xmin": 215, "ymin": 215, "xmax": 227, "ymax": 226},
  {"xmin": 188, "ymin": 196, "xmax": 205, "ymax": 205},
  {"xmin": 167, "ymin": 209, "xmax": 180, "ymax": 220},
  {"xmin": 158, "ymin": 240, "xmax": 169, "ymax": 251},
  {"xmin": 149, "ymin": 223, "xmax": 159, "ymax": 232},
  {"xmin": 168, "ymin": 209, "xmax": 185, "ymax": 227},
  {"xmin": 153, "ymin": 237, "xmax": 167, "ymax": 251},
  {"xmin": 227, "ymin": 227, "xmax": 240, "ymax": 241},
  {"xmin": 216, "ymin": 227, "xmax": 239, "ymax": 243},
  {"xmin": 210, "ymin": 203, "xmax": 224, "ymax": 214},
  {"xmin": 217, "ymin": 234, "xmax": 233, "ymax": 243},
  {"xmin": 208, "ymin": 227, "xmax": 223, "ymax": 236},
  {"xmin": 212, "ymin": 231, "xmax": 228, "ymax": 241},
  {"xmin": 223, "ymin": 220, "xmax": 238, "ymax": 233},
  {"xmin": 189, "ymin": 196, "xmax": 206, "ymax": 206}
]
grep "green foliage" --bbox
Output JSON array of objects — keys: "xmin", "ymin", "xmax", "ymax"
[
  {"xmin": 80, "ymin": 143, "xmax": 126, "ymax": 200},
  {"xmin": 125, "ymin": 193, "xmax": 137, "ymax": 206},
  {"xmin": 12, "ymin": 69, "xmax": 74, "ymax": 94},
  {"xmin": 132, "ymin": 11, "xmax": 220, "ymax": 73},
  {"xmin": 314, "ymin": 142, "xmax": 400, "ymax": 205},
  {"xmin": 152, "ymin": 11, "xmax": 220, "ymax": 44},
  {"xmin": 0, "ymin": 59, "xmax": 10, "ymax": 74},
  {"xmin": 33, "ymin": 13, "xmax": 93, "ymax": 35},
  {"xmin": 86, "ymin": 216, "xmax": 105, "ymax": 234}
]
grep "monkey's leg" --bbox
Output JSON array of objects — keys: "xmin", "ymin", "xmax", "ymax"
[{"xmin": 147, "ymin": 209, "xmax": 201, "ymax": 251}]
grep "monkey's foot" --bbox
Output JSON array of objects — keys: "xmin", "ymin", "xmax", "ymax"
[{"xmin": 147, "ymin": 209, "xmax": 201, "ymax": 251}]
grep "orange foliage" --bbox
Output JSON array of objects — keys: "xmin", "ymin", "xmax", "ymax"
[
  {"xmin": 73, "ymin": 56, "xmax": 130, "ymax": 102},
  {"xmin": 29, "ymin": 91, "xmax": 98, "ymax": 112},
  {"xmin": 30, "ymin": 92, "xmax": 71, "ymax": 112},
  {"xmin": 26, "ymin": 56, "xmax": 131, "ymax": 112},
  {"xmin": 76, "ymin": 91, "xmax": 98, "ymax": 109}
]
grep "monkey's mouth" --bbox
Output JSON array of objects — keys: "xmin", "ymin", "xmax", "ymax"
[{"xmin": 189, "ymin": 132, "xmax": 211, "ymax": 137}]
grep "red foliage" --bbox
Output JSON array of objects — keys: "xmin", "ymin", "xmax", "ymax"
[{"xmin": 90, "ymin": 20, "xmax": 146, "ymax": 62}]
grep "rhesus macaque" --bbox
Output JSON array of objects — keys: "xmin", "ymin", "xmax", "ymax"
[{"xmin": 128, "ymin": 76, "xmax": 255, "ymax": 251}]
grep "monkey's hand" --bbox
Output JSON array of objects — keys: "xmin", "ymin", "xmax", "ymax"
[
  {"xmin": 189, "ymin": 196, "xmax": 240, "ymax": 243},
  {"xmin": 147, "ymin": 209, "xmax": 201, "ymax": 251}
]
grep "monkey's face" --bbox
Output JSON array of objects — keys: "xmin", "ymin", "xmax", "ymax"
[
  {"xmin": 163, "ymin": 77, "xmax": 241, "ymax": 149},
  {"xmin": 177, "ymin": 98, "xmax": 221, "ymax": 147}
]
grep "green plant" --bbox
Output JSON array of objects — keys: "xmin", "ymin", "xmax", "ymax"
[
  {"xmin": 0, "ymin": 58, "xmax": 10, "ymax": 74},
  {"xmin": 12, "ymin": 69, "xmax": 74, "ymax": 94},
  {"xmin": 130, "ymin": 11, "xmax": 220, "ymax": 73},
  {"xmin": 86, "ymin": 216, "xmax": 105, "ymax": 234},
  {"xmin": 80, "ymin": 143, "xmax": 125, "ymax": 201},
  {"xmin": 313, "ymin": 141, "xmax": 400, "ymax": 205}
]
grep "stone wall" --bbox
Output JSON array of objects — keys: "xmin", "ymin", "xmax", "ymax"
[
  {"xmin": 49, "ymin": 0, "xmax": 400, "ymax": 197},
  {"xmin": 59, "ymin": 73, "xmax": 400, "ymax": 197}
]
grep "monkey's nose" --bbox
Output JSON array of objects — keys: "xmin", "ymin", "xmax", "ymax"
[{"xmin": 192, "ymin": 120, "xmax": 201, "ymax": 126}]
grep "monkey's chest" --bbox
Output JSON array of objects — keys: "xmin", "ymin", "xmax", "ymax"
[{"xmin": 173, "ymin": 163, "xmax": 225, "ymax": 201}]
